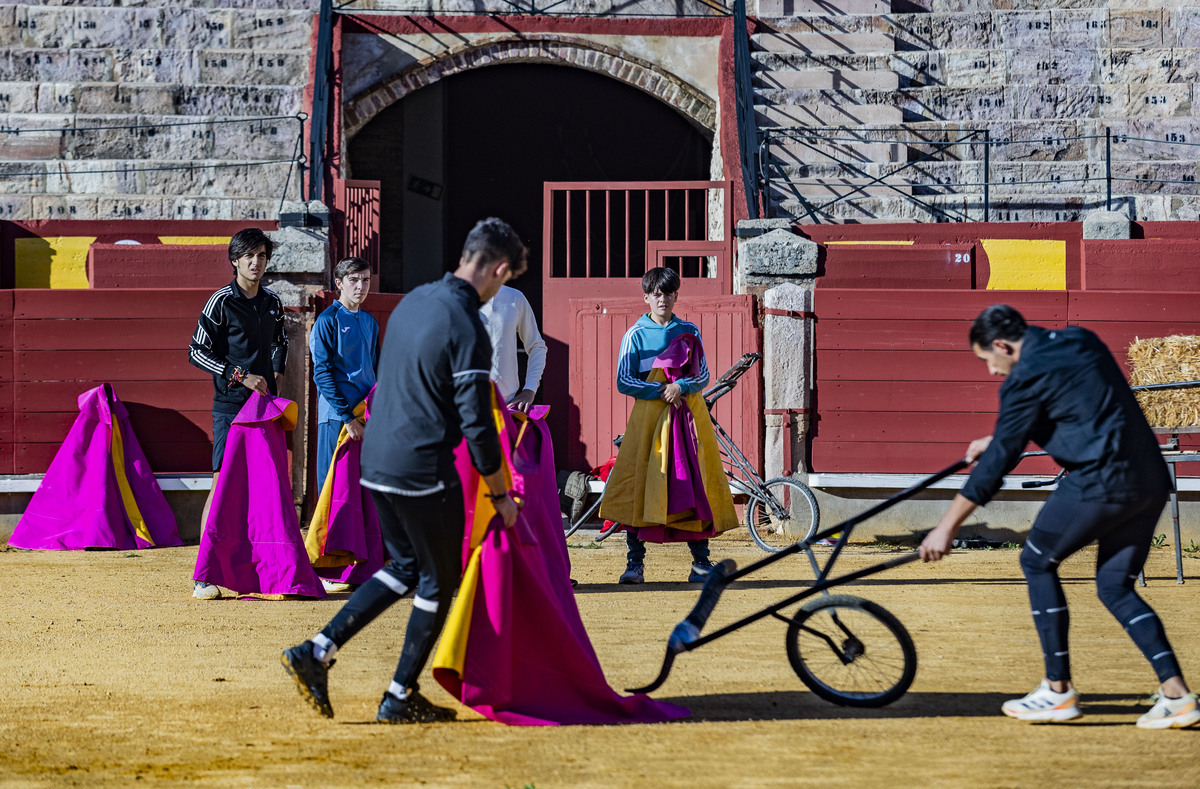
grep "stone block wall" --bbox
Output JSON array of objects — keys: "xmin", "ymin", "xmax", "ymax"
[
  {"xmin": 0, "ymin": 1, "xmax": 318, "ymax": 222},
  {"xmin": 753, "ymin": 0, "xmax": 1200, "ymax": 223}
]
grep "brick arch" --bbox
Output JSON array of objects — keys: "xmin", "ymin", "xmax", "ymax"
[{"xmin": 343, "ymin": 35, "xmax": 717, "ymax": 140}]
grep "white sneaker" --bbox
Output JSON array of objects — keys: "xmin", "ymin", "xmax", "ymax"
[
  {"xmin": 193, "ymin": 581, "xmax": 220, "ymax": 600},
  {"xmin": 1136, "ymin": 691, "xmax": 1200, "ymax": 729},
  {"xmin": 320, "ymin": 578, "xmax": 353, "ymax": 593},
  {"xmin": 1001, "ymin": 680, "xmax": 1081, "ymax": 722}
]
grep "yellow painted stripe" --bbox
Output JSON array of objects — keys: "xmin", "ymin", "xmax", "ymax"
[
  {"xmin": 983, "ymin": 239, "xmax": 1066, "ymax": 290},
  {"xmin": 825, "ymin": 240, "xmax": 915, "ymax": 245},
  {"xmin": 15, "ymin": 236, "xmax": 94, "ymax": 288},
  {"xmin": 157, "ymin": 236, "xmax": 229, "ymax": 246}
]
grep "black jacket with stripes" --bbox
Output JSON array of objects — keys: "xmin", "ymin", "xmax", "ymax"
[
  {"xmin": 360, "ymin": 273, "xmax": 502, "ymax": 495},
  {"xmin": 188, "ymin": 279, "xmax": 289, "ymax": 414}
]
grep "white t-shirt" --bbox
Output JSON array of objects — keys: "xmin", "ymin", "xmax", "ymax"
[{"xmin": 478, "ymin": 285, "xmax": 547, "ymax": 401}]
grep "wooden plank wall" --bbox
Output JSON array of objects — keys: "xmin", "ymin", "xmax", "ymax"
[
  {"xmin": 812, "ymin": 289, "xmax": 1200, "ymax": 475},
  {"xmin": 569, "ymin": 295, "xmax": 761, "ymax": 473},
  {"xmin": 9, "ymin": 289, "xmax": 218, "ymax": 474}
]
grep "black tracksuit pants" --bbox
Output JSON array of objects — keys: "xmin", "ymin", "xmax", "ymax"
[{"xmin": 319, "ymin": 484, "xmax": 464, "ymax": 693}]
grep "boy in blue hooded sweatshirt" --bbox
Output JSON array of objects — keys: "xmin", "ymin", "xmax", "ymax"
[{"xmin": 606, "ymin": 267, "xmax": 716, "ymax": 585}]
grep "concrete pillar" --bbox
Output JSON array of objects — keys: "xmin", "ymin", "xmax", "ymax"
[
  {"xmin": 762, "ymin": 283, "xmax": 813, "ymax": 480},
  {"xmin": 734, "ymin": 219, "xmax": 818, "ymax": 481},
  {"xmin": 1082, "ymin": 210, "xmax": 1134, "ymax": 240}
]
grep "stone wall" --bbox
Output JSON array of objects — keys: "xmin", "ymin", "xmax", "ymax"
[
  {"xmin": 0, "ymin": 1, "xmax": 318, "ymax": 222},
  {"xmin": 753, "ymin": 0, "xmax": 1200, "ymax": 223}
]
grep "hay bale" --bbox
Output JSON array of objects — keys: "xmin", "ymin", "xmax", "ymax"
[{"xmin": 1128, "ymin": 335, "xmax": 1200, "ymax": 427}]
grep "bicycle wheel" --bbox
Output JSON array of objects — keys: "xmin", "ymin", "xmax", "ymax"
[
  {"xmin": 745, "ymin": 477, "xmax": 819, "ymax": 552},
  {"xmin": 785, "ymin": 594, "xmax": 917, "ymax": 708}
]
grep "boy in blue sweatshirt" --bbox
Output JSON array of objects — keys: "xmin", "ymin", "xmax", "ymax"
[
  {"xmin": 607, "ymin": 267, "xmax": 715, "ymax": 585},
  {"xmin": 310, "ymin": 257, "xmax": 380, "ymax": 488}
]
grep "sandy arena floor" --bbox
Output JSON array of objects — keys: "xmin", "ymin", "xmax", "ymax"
[{"xmin": 1, "ymin": 528, "xmax": 1197, "ymax": 788}]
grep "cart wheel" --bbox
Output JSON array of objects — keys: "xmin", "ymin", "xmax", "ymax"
[
  {"xmin": 785, "ymin": 594, "xmax": 917, "ymax": 708},
  {"xmin": 745, "ymin": 477, "xmax": 819, "ymax": 552}
]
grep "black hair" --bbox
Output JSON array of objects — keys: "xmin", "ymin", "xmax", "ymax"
[
  {"xmin": 333, "ymin": 257, "xmax": 370, "ymax": 282},
  {"xmin": 461, "ymin": 217, "xmax": 528, "ymax": 276},
  {"xmin": 228, "ymin": 228, "xmax": 274, "ymax": 263},
  {"xmin": 970, "ymin": 304, "xmax": 1028, "ymax": 349},
  {"xmin": 641, "ymin": 266, "xmax": 680, "ymax": 295}
]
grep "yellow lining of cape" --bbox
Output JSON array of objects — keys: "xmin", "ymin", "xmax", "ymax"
[
  {"xmin": 110, "ymin": 418, "xmax": 153, "ymax": 545},
  {"xmin": 432, "ymin": 389, "xmax": 517, "ymax": 679},
  {"xmin": 305, "ymin": 400, "xmax": 368, "ymax": 567},
  {"xmin": 599, "ymin": 368, "xmax": 738, "ymax": 532}
]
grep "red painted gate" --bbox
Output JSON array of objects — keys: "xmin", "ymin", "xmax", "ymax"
[
  {"xmin": 538, "ymin": 180, "xmax": 758, "ymax": 471},
  {"xmin": 331, "ymin": 178, "xmax": 381, "ymax": 273}
]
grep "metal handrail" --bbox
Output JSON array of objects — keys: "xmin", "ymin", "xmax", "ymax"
[
  {"xmin": 732, "ymin": 0, "xmax": 761, "ymax": 219},
  {"xmin": 760, "ymin": 125, "xmax": 1200, "ymax": 222}
]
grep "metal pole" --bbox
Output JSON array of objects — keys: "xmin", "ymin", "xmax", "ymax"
[
  {"xmin": 983, "ymin": 129, "xmax": 990, "ymax": 222},
  {"xmin": 1106, "ymin": 127, "xmax": 1112, "ymax": 211},
  {"xmin": 308, "ymin": 0, "xmax": 333, "ymax": 203}
]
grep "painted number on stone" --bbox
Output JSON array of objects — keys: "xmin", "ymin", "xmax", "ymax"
[
  {"xmin": 1145, "ymin": 95, "xmax": 1168, "ymax": 105},
  {"xmin": 1166, "ymin": 133, "xmax": 1187, "ymax": 143}
]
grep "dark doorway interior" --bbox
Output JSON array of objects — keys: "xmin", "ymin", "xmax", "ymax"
[{"xmin": 347, "ymin": 61, "xmax": 713, "ymax": 318}]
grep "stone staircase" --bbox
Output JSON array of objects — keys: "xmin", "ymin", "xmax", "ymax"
[
  {"xmin": 0, "ymin": 1, "xmax": 316, "ymax": 222},
  {"xmin": 749, "ymin": 1, "xmax": 1200, "ymax": 223}
]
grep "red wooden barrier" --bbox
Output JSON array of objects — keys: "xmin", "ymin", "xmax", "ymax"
[
  {"xmin": 820, "ymin": 244, "xmax": 977, "ymax": 289},
  {"xmin": 812, "ymin": 288, "xmax": 1200, "ymax": 475},
  {"xmin": 1081, "ymin": 239, "xmax": 1200, "ymax": 291},
  {"xmin": 568, "ymin": 295, "xmax": 761, "ymax": 473},
  {"xmin": 6, "ymin": 289, "xmax": 219, "ymax": 474},
  {"xmin": 87, "ymin": 244, "xmax": 231, "ymax": 289}
]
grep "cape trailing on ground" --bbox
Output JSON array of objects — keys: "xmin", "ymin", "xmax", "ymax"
[
  {"xmin": 9, "ymin": 384, "xmax": 181, "ymax": 551},
  {"xmin": 432, "ymin": 393, "xmax": 688, "ymax": 725},
  {"xmin": 194, "ymin": 393, "xmax": 325, "ymax": 598},
  {"xmin": 304, "ymin": 396, "xmax": 384, "ymax": 585},
  {"xmin": 600, "ymin": 333, "xmax": 738, "ymax": 542}
]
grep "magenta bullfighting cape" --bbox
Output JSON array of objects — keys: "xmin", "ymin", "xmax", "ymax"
[
  {"xmin": 9, "ymin": 384, "xmax": 180, "ymax": 551},
  {"xmin": 304, "ymin": 396, "xmax": 384, "ymax": 585},
  {"xmin": 599, "ymin": 332, "xmax": 739, "ymax": 543},
  {"xmin": 193, "ymin": 393, "xmax": 325, "ymax": 598},
  {"xmin": 432, "ymin": 395, "xmax": 689, "ymax": 725}
]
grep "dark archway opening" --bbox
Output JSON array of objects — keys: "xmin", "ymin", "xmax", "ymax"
[{"xmin": 346, "ymin": 61, "xmax": 713, "ymax": 319}]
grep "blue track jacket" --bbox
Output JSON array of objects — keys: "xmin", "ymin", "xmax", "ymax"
[
  {"xmin": 309, "ymin": 301, "xmax": 380, "ymax": 424},
  {"xmin": 616, "ymin": 313, "xmax": 709, "ymax": 400}
]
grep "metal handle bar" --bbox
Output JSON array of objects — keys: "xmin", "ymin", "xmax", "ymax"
[{"xmin": 1131, "ymin": 380, "xmax": 1200, "ymax": 392}]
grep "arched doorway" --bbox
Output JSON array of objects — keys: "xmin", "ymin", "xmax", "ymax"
[{"xmin": 345, "ymin": 61, "xmax": 714, "ymax": 320}]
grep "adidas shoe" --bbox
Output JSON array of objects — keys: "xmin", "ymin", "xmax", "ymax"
[
  {"xmin": 1136, "ymin": 691, "xmax": 1200, "ymax": 729},
  {"xmin": 320, "ymin": 578, "xmax": 354, "ymax": 593},
  {"xmin": 1001, "ymin": 680, "xmax": 1081, "ymax": 722}
]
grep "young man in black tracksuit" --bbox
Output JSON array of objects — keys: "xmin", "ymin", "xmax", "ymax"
[
  {"xmin": 921, "ymin": 304, "xmax": 1197, "ymax": 729},
  {"xmin": 283, "ymin": 218, "xmax": 524, "ymax": 724},
  {"xmin": 187, "ymin": 227, "xmax": 288, "ymax": 600}
]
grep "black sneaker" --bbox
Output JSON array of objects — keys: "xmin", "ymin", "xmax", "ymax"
[
  {"xmin": 618, "ymin": 562, "xmax": 644, "ymax": 585},
  {"xmin": 281, "ymin": 641, "xmax": 334, "ymax": 719},
  {"xmin": 688, "ymin": 558, "xmax": 715, "ymax": 583},
  {"xmin": 376, "ymin": 691, "xmax": 457, "ymax": 724}
]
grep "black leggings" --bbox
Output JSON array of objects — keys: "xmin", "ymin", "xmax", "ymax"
[
  {"xmin": 320, "ymin": 484, "xmax": 464, "ymax": 692},
  {"xmin": 1019, "ymin": 491, "xmax": 1181, "ymax": 684}
]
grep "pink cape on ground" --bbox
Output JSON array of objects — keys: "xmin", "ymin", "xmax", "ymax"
[
  {"xmin": 305, "ymin": 396, "xmax": 384, "ymax": 585},
  {"xmin": 193, "ymin": 393, "xmax": 325, "ymax": 598},
  {"xmin": 8, "ymin": 384, "xmax": 181, "ymax": 551},
  {"xmin": 432, "ymin": 396, "xmax": 689, "ymax": 725}
]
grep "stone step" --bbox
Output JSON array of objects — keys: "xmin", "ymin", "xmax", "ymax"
[
  {"xmin": 767, "ymin": 178, "xmax": 913, "ymax": 200},
  {"xmin": 754, "ymin": 0, "xmax": 888, "ymax": 16},
  {"xmin": 763, "ymin": 135, "xmax": 904, "ymax": 164},
  {"xmin": 756, "ymin": 102, "xmax": 903, "ymax": 127},
  {"xmin": 753, "ymin": 50, "xmax": 935, "ymax": 85},
  {"xmin": 754, "ymin": 68, "xmax": 900, "ymax": 91},
  {"xmin": 756, "ymin": 86, "xmax": 897, "ymax": 107},
  {"xmin": 751, "ymin": 31, "xmax": 894, "ymax": 56}
]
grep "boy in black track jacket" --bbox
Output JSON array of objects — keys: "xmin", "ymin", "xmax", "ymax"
[{"xmin": 187, "ymin": 227, "xmax": 288, "ymax": 599}]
